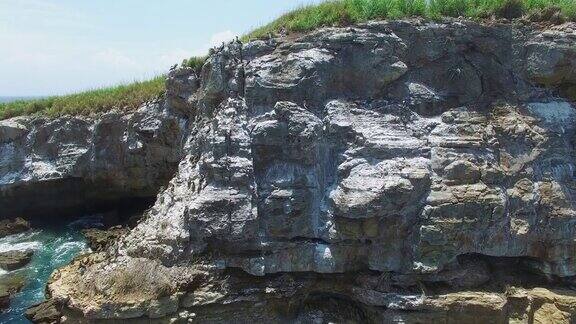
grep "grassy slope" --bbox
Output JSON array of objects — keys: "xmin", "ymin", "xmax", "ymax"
[
  {"xmin": 0, "ymin": 76, "xmax": 165, "ymax": 120},
  {"xmin": 245, "ymin": 0, "xmax": 576, "ymax": 40},
  {"xmin": 2, "ymin": 0, "xmax": 574, "ymax": 120}
]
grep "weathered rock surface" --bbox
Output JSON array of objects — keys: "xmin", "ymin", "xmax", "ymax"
[
  {"xmin": 0, "ymin": 250, "xmax": 33, "ymax": 271},
  {"xmin": 82, "ymin": 226, "xmax": 129, "ymax": 252},
  {"xmin": 4, "ymin": 19, "xmax": 576, "ymax": 323},
  {"xmin": 0, "ymin": 273, "xmax": 26, "ymax": 311},
  {"xmin": 0, "ymin": 217, "xmax": 30, "ymax": 238},
  {"xmin": 0, "ymin": 101, "xmax": 188, "ymax": 219},
  {"xmin": 25, "ymin": 299, "xmax": 61, "ymax": 324}
]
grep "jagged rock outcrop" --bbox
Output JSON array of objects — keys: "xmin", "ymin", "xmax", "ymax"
[
  {"xmin": 0, "ymin": 273, "xmax": 25, "ymax": 311},
  {"xmin": 0, "ymin": 250, "xmax": 33, "ymax": 271},
  {"xmin": 0, "ymin": 217, "xmax": 30, "ymax": 238},
  {"xmin": 0, "ymin": 101, "xmax": 188, "ymax": 219},
  {"xmin": 25, "ymin": 299, "xmax": 62, "ymax": 324},
  {"xmin": 5, "ymin": 18, "xmax": 576, "ymax": 323},
  {"xmin": 82, "ymin": 226, "xmax": 129, "ymax": 252}
]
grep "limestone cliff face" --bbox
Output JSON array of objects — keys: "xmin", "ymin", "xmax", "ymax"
[
  {"xmin": 6, "ymin": 19, "xmax": 576, "ymax": 323},
  {"xmin": 0, "ymin": 101, "xmax": 188, "ymax": 218}
]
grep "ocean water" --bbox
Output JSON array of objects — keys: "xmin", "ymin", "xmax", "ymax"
[
  {"xmin": 0, "ymin": 216, "xmax": 101, "ymax": 323},
  {"xmin": 0, "ymin": 97, "xmax": 42, "ymax": 104}
]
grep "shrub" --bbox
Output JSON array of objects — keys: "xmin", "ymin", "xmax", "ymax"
[{"xmin": 182, "ymin": 56, "xmax": 207, "ymax": 73}]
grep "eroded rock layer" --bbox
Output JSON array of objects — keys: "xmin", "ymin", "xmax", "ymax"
[
  {"xmin": 0, "ymin": 101, "xmax": 188, "ymax": 219},
  {"xmin": 7, "ymin": 19, "xmax": 576, "ymax": 323}
]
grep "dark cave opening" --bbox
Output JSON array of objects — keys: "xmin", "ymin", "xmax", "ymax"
[
  {"xmin": 454, "ymin": 253, "xmax": 576, "ymax": 289},
  {"xmin": 0, "ymin": 177, "xmax": 157, "ymax": 227}
]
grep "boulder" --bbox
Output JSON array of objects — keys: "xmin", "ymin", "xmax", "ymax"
[
  {"xmin": 0, "ymin": 273, "xmax": 25, "ymax": 311},
  {"xmin": 0, "ymin": 118, "xmax": 28, "ymax": 143},
  {"xmin": 0, "ymin": 250, "xmax": 33, "ymax": 271},
  {"xmin": 82, "ymin": 226, "xmax": 128, "ymax": 252},
  {"xmin": 25, "ymin": 299, "xmax": 61, "ymax": 324},
  {"xmin": 0, "ymin": 217, "xmax": 30, "ymax": 238}
]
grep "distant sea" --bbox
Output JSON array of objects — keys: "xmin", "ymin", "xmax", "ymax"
[{"xmin": 0, "ymin": 96, "xmax": 44, "ymax": 104}]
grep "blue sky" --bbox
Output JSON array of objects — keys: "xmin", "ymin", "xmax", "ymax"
[{"xmin": 0, "ymin": 0, "xmax": 321, "ymax": 96}]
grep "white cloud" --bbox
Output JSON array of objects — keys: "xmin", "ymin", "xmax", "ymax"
[
  {"xmin": 108, "ymin": 30, "xmax": 238, "ymax": 72},
  {"xmin": 208, "ymin": 30, "xmax": 236, "ymax": 47},
  {"xmin": 158, "ymin": 49, "xmax": 195, "ymax": 68},
  {"xmin": 153, "ymin": 30, "xmax": 238, "ymax": 70},
  {"xmin": 91, "ymin": 49, "xmax": 140, "ymax": 69},
  {"xmin": 3, "ymin": 51, "xmax": 51, "ymax": 65},
  {"xmin": 0, "ymin": 27, "xmax": 239, "ymax": 96},
  {"xmin": 0, "ymin": 0, "xmax": 91, "ymax": 31}
]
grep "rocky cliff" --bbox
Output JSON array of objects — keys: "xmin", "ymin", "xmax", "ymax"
[
  {"xmin": 4, "ymin": 18, "xmax": 576, "ymax": 323},
  {"xmin": 0, "ymin": 100, "xmax": 188, "ymax": 219}
]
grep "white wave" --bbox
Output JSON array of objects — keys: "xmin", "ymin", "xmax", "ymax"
[
  {"xmin": 0, "ymin": 268, "xmax": 7, "ymax": 276},
  {"xmin": 0, "ymin": 230, "xmax": 42, "ymax": 245},
  {"xmin": 0, "ymin": 240, "xmax": 42, "ymax": 253},
  {"xmin": 52, "ymin": 236, "xmax": 66, "ymax": 246},
  {"xmin": 53, "ymin": 241, "xmax": 88, "ymax": 263}
]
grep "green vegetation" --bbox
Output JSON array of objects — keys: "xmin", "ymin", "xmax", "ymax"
[
  {"xmin": 3, "ymin": 0, "xmax": 573, "ymax": 120},
  {"xmin": 244, "ymin": 0, "xmax": 576, "ymax": 40},
  {"xmin": 181, "ymin": 56, "xmax": 207, "ymax": 73},
  {"xmin": 0, "ymin": 76, "xmax": 165, "ymax": 120}
]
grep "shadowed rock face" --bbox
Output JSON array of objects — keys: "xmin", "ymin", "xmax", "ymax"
[
  {"xmin": 0, "ymin": 102, "xmax": 188, "ymax": 219},
  {"xmin": 5, "ymin": 19, "xmax": 576, "ymax": 323}
]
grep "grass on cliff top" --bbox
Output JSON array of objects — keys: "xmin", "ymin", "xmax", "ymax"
[
  {"xmin": 181, "ymin": 56, "xmax": 208, "ymax": 72},
  {"xmin": 0, "ymin": 76, "xmax": 165, "ymax": 120},
  {"xmin": 244, "ymin": 0, "xmax": 576, "ymax": 40}
]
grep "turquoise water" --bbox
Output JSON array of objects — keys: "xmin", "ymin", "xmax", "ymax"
[{"xmin": 0, "ymin": 216, "xmax": 102, "ymax": 323}]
